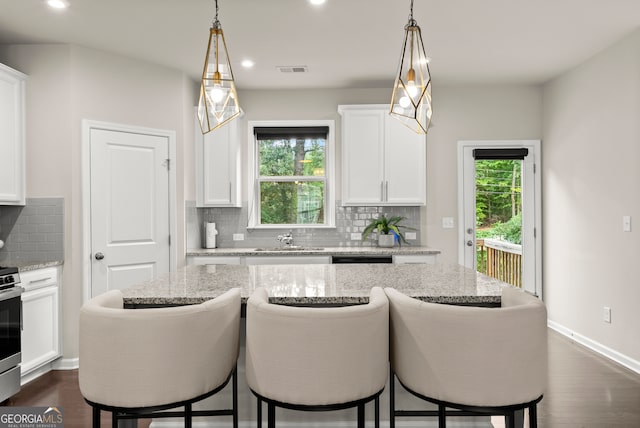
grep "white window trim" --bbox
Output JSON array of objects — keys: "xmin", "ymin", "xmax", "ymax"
[{"xmin": 247, "ymin": 120, "xmax": 336, "ymax": 229}]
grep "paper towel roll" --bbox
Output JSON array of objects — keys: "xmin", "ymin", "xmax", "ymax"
[{"xmin": 205, "ymin": 222, "xmax": 218, "ymax": 249}]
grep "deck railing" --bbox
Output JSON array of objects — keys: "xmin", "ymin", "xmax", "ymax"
[{"xmin": 477, "ymin": 238, "xmax": 522, "ymax": 287}]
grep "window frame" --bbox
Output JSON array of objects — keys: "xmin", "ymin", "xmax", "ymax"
[{"xmin": 247, "ymin": 120, "xmax": 335, "ymax": 229}]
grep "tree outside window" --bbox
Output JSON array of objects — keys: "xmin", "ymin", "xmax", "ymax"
[{"xmin": 256, "ymin": 128, "xmax": 327, "ymax": 226}]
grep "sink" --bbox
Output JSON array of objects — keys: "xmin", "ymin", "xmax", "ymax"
[{"xmin": 253, "ymin": 246, "xmax": 325, "ymax": 251}]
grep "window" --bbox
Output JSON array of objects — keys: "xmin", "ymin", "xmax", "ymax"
[{"xmin": 248, "ymin": 121, "xmax": 335, "ymax": 228}]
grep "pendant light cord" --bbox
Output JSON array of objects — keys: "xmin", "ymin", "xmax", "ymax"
[
  {"xmin": 212, "ymin": 0, "xmax": 220, "ymax": 29},
  {"xmin": 406, "ymin": 0, "xmax": 417, "ymax": 27}
]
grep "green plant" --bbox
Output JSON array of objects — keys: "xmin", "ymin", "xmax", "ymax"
[{"xmin": 362, "ymin": 215, "xmax": 414, "ymax": 244}]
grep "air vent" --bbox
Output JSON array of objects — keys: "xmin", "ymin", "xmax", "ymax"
[{"xmin": 277, "ymin": 66, "xmax": 308, "ymax": 73}]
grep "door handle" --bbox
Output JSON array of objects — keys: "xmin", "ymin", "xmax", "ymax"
[
  {"xmin": 95, "ymin": 252, "xmax": 105, "ymax": 260},
  {"xmin": 466, "ymin": 240, "xmax": 473, "ymax": 247}
]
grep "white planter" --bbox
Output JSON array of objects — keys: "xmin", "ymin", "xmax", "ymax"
[{"xmin": 378, "ymin": 234, "xmax": 395, "ymax": 248}]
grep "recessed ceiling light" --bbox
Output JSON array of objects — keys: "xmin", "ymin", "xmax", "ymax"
[
  {"xmin": 47, "ymin": 0, "xmax": 70, "ymax": 9},
  {"xmin": 309, "ymin": 0, "xmax": 326, "ymax": 5},
  {"xmin": 241, "ymin": 60, "xmax": 255, "ymax": 68}
]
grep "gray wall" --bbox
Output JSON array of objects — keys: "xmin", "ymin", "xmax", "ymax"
[{"xmin": 542, "ymin": 29, "xmax": 640, "ymax": 363}]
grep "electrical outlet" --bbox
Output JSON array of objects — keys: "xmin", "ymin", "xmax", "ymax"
[
  {"xmin": 232, "ymin": 233, "xmax": 244, "ymax": 241},
  {"xmin": 350, "ymin": 232, "xmax": 362, "ymax": 240},
  {"xmin": 623, "ymin": 216, "xmax": 632, "ymax": 232},
  {"xmin": 405, "ymin": 232, "xmax": 417, "ymax": 240},
  {"xmin": 603, "ymin": 306, "xmax": 611, "ymax": 323}
]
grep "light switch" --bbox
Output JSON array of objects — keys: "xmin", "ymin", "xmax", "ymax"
[
  {"xmin": 405, "ymin": 232, "xmax": 417, "ymax": 240},
  {"xmin": 350, "ymin": 232, "xmax": 362, "ymax": 240},
  {"xmin": 623, "ymin": 216, "xmax": 631, "ymax": 232},
  {"xmin": 233, "ymin": 233, "xmax": 245, "ymax": 241},
  {"xmin": 442, "ymin": 217, "xmax": 454, "ymax": 229}
]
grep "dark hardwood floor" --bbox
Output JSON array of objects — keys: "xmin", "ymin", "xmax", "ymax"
[{"xmin": 4, "ymin": 329, "xmax": 640, "ymax": 427}]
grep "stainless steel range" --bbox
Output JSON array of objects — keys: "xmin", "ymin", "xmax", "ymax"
[{"xmin": 0, "ymin": 267, "xmax": 23, "ymax": 403}]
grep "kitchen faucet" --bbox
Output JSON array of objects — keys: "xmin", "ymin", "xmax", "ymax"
[{"xmin": 277, "ymin": 231, "xmax": 294, "ymax": 246}]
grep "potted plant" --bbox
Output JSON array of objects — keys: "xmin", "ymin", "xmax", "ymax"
[{"xmin": 362, "ymin": 215, "xmax": 414, "ymax": 247}]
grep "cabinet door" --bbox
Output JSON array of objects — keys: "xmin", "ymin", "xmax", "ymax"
[
  {"xmin": 195, "ymin": 118, "xmax": 241, "ymax": 207},
  {"xmin": 340, "ymin": 108, "xmax": 385, "ymax": 205},
  {"xmin": 384, "ymin": 115, "xmax": 426, "ymax": 205},
  {"xmin": 0, "ymin": 64, "xmax": 26, "ymax": 205},
  {"xmin": 21, "ymin": 286, "xmax": 60, "ymax": 375},
  {"xmin": 187, "ymin": 256, "xmax": 242, "ymax": 265}
]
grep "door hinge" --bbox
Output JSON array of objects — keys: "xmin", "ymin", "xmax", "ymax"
[
  {"xmin": 533, "ymin": 228, "xmax": 537, "ymax": 238},
  {"xmin": 533, "ymin": 163, "xmax": 536, "ymax": 174},
  {"xmin": 165, "ymin": 159, "xmax": 171, "ymax": 171},
  {"xmin": 168, "ymin": 235, "xmax": 171, "ymax": 245}
]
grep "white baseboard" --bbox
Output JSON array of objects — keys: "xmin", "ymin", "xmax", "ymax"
[
  {"xmin": 21, "ymin": 364, "xmax": 53, "ymax": 386},
  {"xmin": 52, "ymin": 357, "xmax": 79, "ymax": 370},
  {"xmin": 548, "ymin": 320, "xmax": 640, "ymax": 374}
]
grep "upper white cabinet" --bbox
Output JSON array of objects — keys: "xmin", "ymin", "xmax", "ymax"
[
  {"xmin": 194, "ymin": 115, "xmax": 242, "ymax": 207},
  {"xmin": 0, "ymin": 63, "xmax": 27, "ymax": 205},
  {"xmin": 339, "ymin": 105, "xmax": 426, "ymax": 206}
]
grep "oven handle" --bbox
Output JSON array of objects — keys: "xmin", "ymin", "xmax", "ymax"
[
  {"xmin": 20, "ymin": 299, "xmax": 23, "ymax": 331},
  {"xmin": 0, "ymin": 286, "xmax": 23, "ymax": 302}
]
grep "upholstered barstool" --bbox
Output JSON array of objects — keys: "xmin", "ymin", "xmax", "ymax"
[
  {"xmin": 245, "ymin": 287, "xmax": 389, "ymax": 428},
  {"xmin": 79, "ymin": 288, "xmax": 241, "ymax": 428},
  {"xmin": 385, "ymin": 287, "xmax": 547, "ymax": 428}
]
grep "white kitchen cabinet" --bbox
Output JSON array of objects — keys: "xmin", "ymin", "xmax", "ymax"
[
  {"xmin": 20, "ymin": 266, "xmax": 61, "ymax": 382},
  {"xmin": 187, "ymin": 256, "xmax": 242, "ymax": 265},
  {"xmin": 0, "ymin": 63, "xmax": 27, "ymax": 205},
  {"xmin": 244, "ymin": 255, "xmax": 331, "ymax": 265},
  {"xmin": 393, "ymin": 254, "xmax": 437, "ymax": 264},
  {"xmin": 195, "ymin": 115, "xmax": 242, "ymax": 207},
  {"xmin": 338, "ymin": 105, "xmax": 426, "ymax": 206}
]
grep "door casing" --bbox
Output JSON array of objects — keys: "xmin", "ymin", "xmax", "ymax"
[
  {"xmin": 81, "ymin": 120, "xmax": 178, "ymax": 303},
  {"xmin": 457, "ymin": 140, "xmax": 542, "ymax": 299}
]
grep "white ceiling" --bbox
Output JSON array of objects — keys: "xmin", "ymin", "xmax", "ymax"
[{"xmin": 1, "ymin": 0, "xmax": 639, "ymax": 89}]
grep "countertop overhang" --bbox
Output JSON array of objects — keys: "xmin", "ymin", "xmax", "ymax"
[
  {"xmin": 122, "ymin": 263, "xmax": 507, "ymax": 307},
  {"xmin": 186, "ymin": 246, "xmax": 441, "ymax": 257}
]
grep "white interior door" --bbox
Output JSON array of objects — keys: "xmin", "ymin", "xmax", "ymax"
[
  {"xmin": 458, "ymin": 140, "xmax": 542, "ymax": 297},
  {"xmin": 90, "ymin": 128, "xmax": 170, "ymax": 297}
]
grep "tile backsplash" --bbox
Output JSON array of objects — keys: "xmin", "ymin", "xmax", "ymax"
[
  {"xmin": 186, "ymin": 201, "xmax": 421, "ymax": 249},
  {"xmin": 0, "ymin": 198, "xmax": 64, "ymax": 264}
]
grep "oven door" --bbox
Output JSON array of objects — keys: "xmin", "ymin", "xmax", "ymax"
[{"xmin": 0, "ymin": 287, "xmax": 22, "ymax": 374}]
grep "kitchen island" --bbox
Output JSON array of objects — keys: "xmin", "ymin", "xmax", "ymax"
[
  {"xmin": 118, "ymin": 263, "xmax": 514, "ymax": 428},
  {"xmin": 121, "ymin": 262, "xmax": 507, "ymax": 307}
]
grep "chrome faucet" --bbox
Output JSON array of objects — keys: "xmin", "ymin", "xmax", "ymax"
[{"xmin": 277, "ymin": 231, "xmax": 294, "ymax": 246}]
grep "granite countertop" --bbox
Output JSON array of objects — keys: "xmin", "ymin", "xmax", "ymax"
[
  {"xmin": 122, "ymin": 263, "xmax": 508, "ymax": 307},
  {"xmin": 12, "ymin": 260, "xmax": 64, "ymax": 272},
  {"xmin": 186, "ymin": 246, "xmax": 441, "ymax": 257}
]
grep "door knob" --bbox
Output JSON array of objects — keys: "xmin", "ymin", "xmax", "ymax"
[
  {"xmin": 466, "ymin": 240, "xmax": 473, "ymax": 247},
  {"xmin": 95, "ymin": 252, "xmax": 105, "ymax": 260}
]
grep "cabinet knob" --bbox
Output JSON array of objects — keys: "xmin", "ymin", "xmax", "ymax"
[{"xmin": 94, "ymin": 252, "xmax": 105, "ymax": 260}]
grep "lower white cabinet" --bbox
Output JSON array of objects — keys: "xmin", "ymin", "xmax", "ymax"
[
  {"xmin": 20, "ymin": 267, "xmax": 61, "ymax": 379},
  {"xmin": 244, "ymin": 256, "xmax": 331, "ymax": 265},
  {"xmin": 393, "ymin": 254, "xmax": 437, "ymax": 264},
  {"xmin": 187, "ymin": 256, "xmax": 242, "ymax": 266}
]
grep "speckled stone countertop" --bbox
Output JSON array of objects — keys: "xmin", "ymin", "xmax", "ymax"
[
  {"xmin": 122, "ymin": 263, "xmax": 507, "ymax": 307},
  {"xmin": 186, "ymin": 246, "xmax": 440, "ymax": 257},
  {"xmin": 13, "ymin": 260, "xmax": 63, "ymax": 272}
]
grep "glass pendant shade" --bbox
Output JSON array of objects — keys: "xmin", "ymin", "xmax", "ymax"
[
  {"xmin": 390, "ymin": 19, "xmax": 433, "ymax": 134},
  {"xmin": 197, "ymin": 23, "xmax": 240, "ymax": 134}
]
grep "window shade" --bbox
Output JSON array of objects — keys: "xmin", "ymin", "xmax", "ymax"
[
  {"xmin": 254, "ymin": 126, "xmax": 329, "ymax": 140},
  {"xmin": 473, "ymin": 148, "xmax": 529, "ymax": 160}
]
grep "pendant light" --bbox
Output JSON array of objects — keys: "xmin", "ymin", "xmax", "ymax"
[
  {"xmin": 389, "ymin": 0, "xmax": 432, "ymax": 134},
  {"xmin": 197, "ymin": 0, "xmax": 241, "ymax": 134}
]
